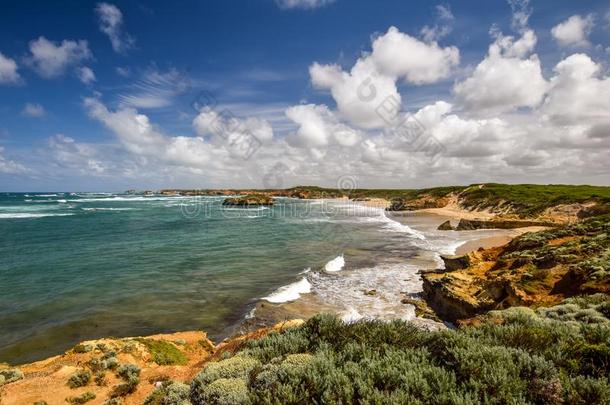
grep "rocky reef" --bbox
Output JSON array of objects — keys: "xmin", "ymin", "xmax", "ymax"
[{"xmin": 222, "ymin": 194, "xmax": 274, "ymax": 207}]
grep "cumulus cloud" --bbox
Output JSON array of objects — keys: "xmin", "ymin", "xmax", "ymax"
[
  {"xmin": 285, "ymin": 104, "xmax": 361, "ymax": 147},
  {"xmin": 0, "ymin": 52, "xmax": 21, "ymax": 84},
  {"xmin": 25, "ymin": 37, "xmax": 92, "ymax": 78},
  {"xmin": 310, "ymin": 26, "xmax": 459, "ymax": 128},
  {"xmin": 454, "ymin": 30, "xmax": 548, "ymax": 115},
  {"xmin": 77, "ymin": 66, "xmax": 96, "ymax": 84},
  {"xmin": 541, "ymin": 53, "xmax": 610, "ymax": 125},
  {"xmin": 0, "ymin": 147, "xmax": 28, "ymax": 174},
  {"xmin": 551, "ymin": 15, "xmax": 595, "ymax": 47},
  {"xmin": 275, "ymin": 0, "xmax": 335, "ymax": 10},
  {"xmin": 95, "ymin": 3, "xmax": 134, "ymax": 53},
  {"xmin": 72, "ymin": 11, "xmax": 610, "ymax": 188},
  {"xmin": 49, "ymin": 134, "xmax": 107, "ymax": 174},
  {"xmin": 22, "ymin": 103, "xmax": 46, "ymax": 118}
]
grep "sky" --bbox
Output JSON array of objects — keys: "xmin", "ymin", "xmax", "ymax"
[{"xmin": 0, "ymin": 0, "xmax": 609, "ymax": 191}]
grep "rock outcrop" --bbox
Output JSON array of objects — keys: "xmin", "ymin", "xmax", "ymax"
[
  {"xmin": 437, "ymin": 220, "xmax": 454, "ymax": 230},
  {"xmin": 422, "ymin": 215, "xmax": 610, "ymax": 323},
  {"xmin": 222, "ymin": 194, "xmax": 274, "ymax": 207},
  {"xmin": 455, "ymin": 218, "xmax": 556, "ymax": 230}
]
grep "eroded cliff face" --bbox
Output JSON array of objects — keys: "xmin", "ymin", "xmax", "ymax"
[{"xmin": 422, "ymin": 215, "xmax": 610, "ymax": 323}]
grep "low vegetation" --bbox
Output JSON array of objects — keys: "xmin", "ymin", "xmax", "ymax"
[
  {"xmin": 134, "ymin": 297, "xmax": 609, "ymax": 404},
  {"xmin": 67, "ymin": 369, "xmax": 91, "ymax": 389},
  {"xmin": 0, "ymin": 368, "xmax": 23, "ymax": 386},
  {"xmin": 502, "ymin": 214, "xmax": 610, "ymax": 295},
  {"xmin": 135, "ymin": 338, "xmax": 188, "ymax": 366},
  {"xmin": 111, "ymin": 364, "xmax": 140, "ymax": 397},
  {"xmin": 458, "ymin": 184, "xmax": 610, "ymax": 217},
  {"xmin": 66, "ymin": 391, "xmax": 96, "ymax": 404}
]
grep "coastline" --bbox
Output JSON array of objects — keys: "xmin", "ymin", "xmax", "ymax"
[
  {"xmin": 242, "ymin": 197, "xmax": 534, "ymax": 334},
  {"xmin": 0, "ymin": 196, "xmax": 565, "ymax": 403}
]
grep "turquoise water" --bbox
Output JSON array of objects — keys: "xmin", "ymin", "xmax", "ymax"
[{"xmin": 0, "ymin": 192, "xmax": 439, "ymax": 364}]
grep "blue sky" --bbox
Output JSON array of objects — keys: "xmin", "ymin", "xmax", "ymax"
[{"xmin": 1, "ymin": 0, "xmax": 609, "ymax": 191}]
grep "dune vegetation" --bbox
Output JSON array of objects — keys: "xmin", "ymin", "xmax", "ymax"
[{"xmin": 143, "ymin": 295, "xmax": 610, "ymax": 404}]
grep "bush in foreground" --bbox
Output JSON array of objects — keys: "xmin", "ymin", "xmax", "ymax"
[{"xmin": 182, "ymin": 295, "xmax": 610, "ymax": 404}]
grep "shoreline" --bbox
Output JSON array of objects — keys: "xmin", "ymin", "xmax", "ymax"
[
  {"xmin": 1, "ymin": 199, "xmax": 533, "ymax": 362},
  {"xmin": 243, "ymin": 198, "xmax": 535, "ymax": 334}
]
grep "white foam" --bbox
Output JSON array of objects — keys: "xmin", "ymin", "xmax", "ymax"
[
  {"xmin": 262, "ymin": 277, "xmax": 311, "ymax": 303},
  {"xmin": 324, "ymin": 255, "xmax": 345, "ymax": 272},
  {"xmin": 57, "ymin": 199, "xmax": 67, "ymax": 203},
  {"xmin": 0, "ymin": 213, "xmax": 74, "ymax": 219},
  {"xmin": 38, "ymin": 194, "xmax": 58, "ymax": 197},
  {"xmin": 341, "ymin": 307, "xmax": 364, "ymax": 323},
  {"xmin": 309, "ymin": 261, "xmax": 423, "ymax": 322},
  {"xmin": 379, "ymin": 212, "xmax": 426, "ymax": 239},
  {"xmin": 81, "ymin": 207, "xmax": 136, "ymax": 212},
  {"xmin": 74, "ymin": 196, "xmax": 190, "ymax": 203}
]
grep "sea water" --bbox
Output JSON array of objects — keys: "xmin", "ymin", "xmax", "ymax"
[{"xmin": 0, "ymin": 192, "xmax": 489, "ymax": 364}]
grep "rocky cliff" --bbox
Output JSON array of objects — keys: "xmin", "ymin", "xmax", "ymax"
[{"xmin": 422, "ymin": 215, "xmax": 610, "ymax": 323}]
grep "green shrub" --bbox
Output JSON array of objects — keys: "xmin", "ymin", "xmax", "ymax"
[
  {"xmin": 111, "ymin": 364, "xmax": 140, "ymax": 397},
  {"xmin": 193, "ymin": 355, "xmax": 260, "ymax": 385},
  {"xmin": 67, "ymin": 369, "xmax": 91, "ymax": 389},
  {"xmin": 72, "ymin": 343, "xmax": 93, "ymax": 353},
  {"xmin": 94, "ymin": 370, "xmax": 107, "ymax": 386},
  {"xmin": 145, "ymin": 381, "xmax": 191, "ymax": 405},
  {"xmin": 185, "ymin": 306, "xmax": 610, "ymax": 404},
  {"xmin": 195, "ymin": 378, "xmax": 248, "ymax": 405},
  {"xmin": 66, "ymin": 391, "xmax": 96, "ymax": 404},
  {"xmin": 136, "ymin": 338, "xmax": 188, "ymax": 366},
  {"xmin": 0, "ymin": 368, "xmax": 23, "ymax": 386}
]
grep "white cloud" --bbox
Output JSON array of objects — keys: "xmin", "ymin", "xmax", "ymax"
[
  {"xmin": 49, "ymin": 134, "xmax": 106, "ymax": 174},
  {"xmin": 421, "ymin": 4, "xmax": 455, "ymax": 42},
  {"xmin": 310, "ymin": 26, "xmax": 459, "ymax": 129},
  {"xmin": 25, "ymin": 37, "xmax": 92, "ymax": 78},
  {"xmin": 541, "ymin": 53, "xmax": 610, "ymax": 125},
  {"xmin": 276, "ymin": 0, "xmax": 335, "ymax": 10},
  {"xmin": 116, "ymin": 66, "xmax": 130, "ymax": 77},
  {"xmin": 0, "ymin": 52, "xmax": 21, "ymax": 84},
  {"xmin": 454, "ymin": 30, "xmax": 548, "ymax": 115},
  {"xmin": 0, "ymin": 147, "xmax": 28, "ymax": 174},
  {"xmin": 507, "ymin": 0, "xmax": 532, "ymax": 31},
  {"xmin": 96, "ymin": 3, "xmax": 134, "ymax": 53},
  {"xmin": 66, "ymin": 18, "xmax": 610, "ymax": 188},
  {"xmin": 193, "ymin": 107, "xmax": 274, "ymax": 145},
  {"xmin": 118, "ymin": 68, "xmax": 189, "ymax": 109},
  {"xmin": 371, "ymin": 27, "xmax": 459, "ymax": 84},
  {"xmin": 22, "ymin": 103, "xmax": 46, "ymax": 118},
  {"xmin": 285, "ymin": 104, "xmax": 361, "ymax": 147},
  {"xmin": 551, "ymin": 15, "xmax": 595, "ymax": 47},
  {"xmin": 77, "ymin": 66, "xmax": 96, "ymax": 84}
]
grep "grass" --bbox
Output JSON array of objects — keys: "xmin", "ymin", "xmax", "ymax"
[
  {"xmin": 135, "ymin": 338, "xmax": 188, "ymax": 366},
  {"xmin": 288, "ymin": 184, "xmax": 610, "ymax": 217},
  {"xmin": 458, "ymin": 184, "xmax": 610, "ymax": 217}
]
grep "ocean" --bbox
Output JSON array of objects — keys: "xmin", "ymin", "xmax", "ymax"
[{"xmin": 0, "ymin": 192, "xmax": 485, "ymax": 365}]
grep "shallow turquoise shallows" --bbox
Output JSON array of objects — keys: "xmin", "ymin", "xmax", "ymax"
[{"xmin": 0, "ymin": 192, "xmax": 424, "ymax": 364}]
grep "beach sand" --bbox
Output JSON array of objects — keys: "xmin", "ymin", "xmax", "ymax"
[{"xmin": 455, "ymin": 227, "xmax": 548, "ymax": 255}]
